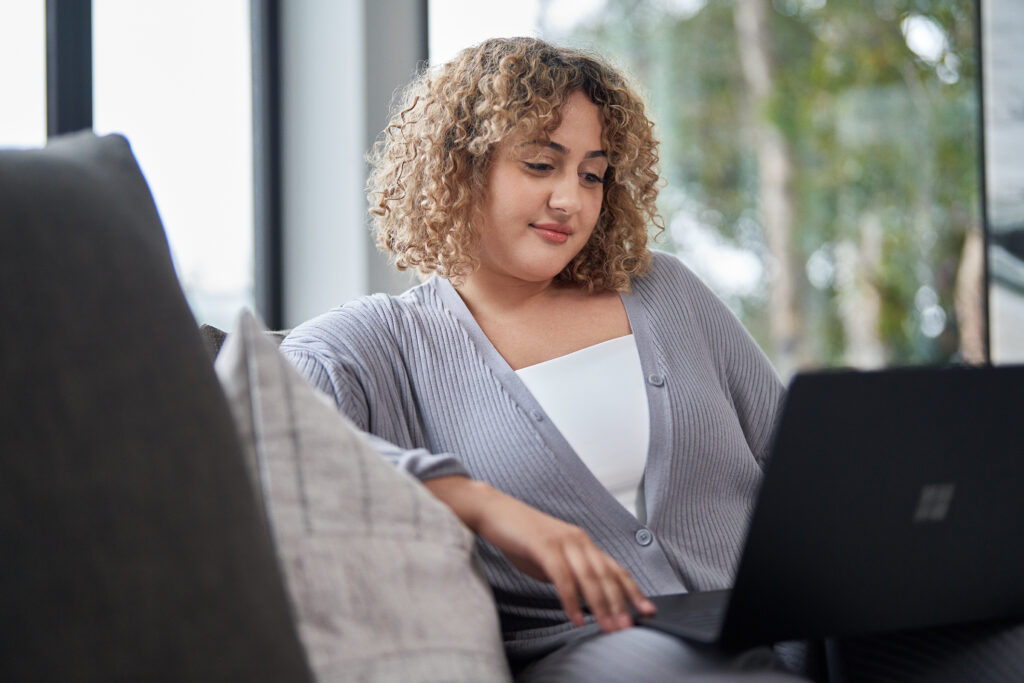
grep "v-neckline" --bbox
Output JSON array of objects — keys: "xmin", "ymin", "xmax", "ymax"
[
  {"xmin": 435, "ymin": 278, "xmax": 646, "ymax": 373},
  {"xmin": 514, "ymin": 333, "xmax": 636, "ymax": 374},
  {"xmin": 431, "ymin": 275, "xmax": 667, "ymax": 528}
]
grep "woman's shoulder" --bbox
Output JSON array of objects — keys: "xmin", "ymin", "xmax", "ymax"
[
  {"xmin": 632, "ymin": 248, "xmax": 746, "ymax": 331},
  {"xmin": 637, "ymin": 248, "xmax": 713, "ymax": 296},
  {"xmin": 645, "ymin": 248, "xmax": 685, "ymax": 274},
  {"xmin": 281, "ymin": 278, "xmax": 446, "ymax": 358}
]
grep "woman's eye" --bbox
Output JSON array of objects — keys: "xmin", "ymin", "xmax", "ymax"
[
  {"xmin": 581, "ymin": 172, "xmax": 606, "ymax": 185},
  {"xmin": 524, "ymin": 162, "xmax": 554, "ymax": 172}
]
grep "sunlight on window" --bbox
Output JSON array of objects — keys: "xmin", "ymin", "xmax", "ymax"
[
  {"xmin": 429, "ymin": 0, "xmax": 540, "ymax": 65},
  {"xmin": 0, "ymin": 1, "xmax": 46, "ymax": 148},
  {"xmin": 93, "ymin": 0, "xmax": 253, "ymax": 330},
  {"xmin": 902, "ymin": 14, "xmax": 949, "ymax": 64}
]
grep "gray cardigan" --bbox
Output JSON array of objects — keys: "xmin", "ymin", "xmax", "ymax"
[{"xmin": 280, "ymin": 250, "xmax": 785, "ymax": 662}]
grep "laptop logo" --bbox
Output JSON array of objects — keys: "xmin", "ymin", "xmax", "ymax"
[{"xmin": 913, "ymin": 483, "xmax": 955, "ymax": 523}]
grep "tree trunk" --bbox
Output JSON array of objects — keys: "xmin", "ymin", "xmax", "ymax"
[
  {"xmin": 954, "ymin": 221, "xmax": 986, "ymax": 364},
  {"xmin": 733, "ymin": 0, "xmax": 805, "ymax": 378},
  {"xmin": 835, "ymin": 212, "xmax": 886, "ymax": 368}
]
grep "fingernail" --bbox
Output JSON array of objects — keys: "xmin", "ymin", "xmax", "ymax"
[{"xmin": 616, "ymin": 613, "xmax": 632, "ymax": 629}]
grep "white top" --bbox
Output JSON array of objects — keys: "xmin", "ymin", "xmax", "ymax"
[{"xmin": 515, "ymin": 334, "xmax": 650, "ymax": 516}]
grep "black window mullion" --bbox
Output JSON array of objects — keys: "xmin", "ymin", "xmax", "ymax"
[
  {"xmin": 975, "ymin": 0, "xmax": 992, "ymax": 365},
  {"xmin": 251, "ymin": 0, "xmax": 283, "ymax": 330},
  {"xmin": 46, "ymin": 0, "xmax": 93, "ymax": 137}
]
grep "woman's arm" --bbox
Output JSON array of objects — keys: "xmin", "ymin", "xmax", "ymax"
[
  {"xmin": 425, "ymin": 475, "xmax": 656, "ymax": 633},
  {"xmin": 281, "ymin": 308, "xmax": 655, "ymax": 631},
  {"xmin": 660, "ymin": 252, "xmax": 786, "ymax": 466}
]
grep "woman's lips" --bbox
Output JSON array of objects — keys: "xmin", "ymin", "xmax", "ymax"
[{"xmin": 530, "ymin": 223, "xmax": 572, "ymax": 244}]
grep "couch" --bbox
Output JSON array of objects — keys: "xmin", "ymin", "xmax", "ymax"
[{"xmin": 0, "ymin": 132, "xmax": 511, "ymax": 681}]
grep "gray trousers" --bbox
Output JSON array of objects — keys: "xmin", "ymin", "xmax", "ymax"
[
  {"xmin": 514, "ymin": 626, "xmax": 809, "ymax": 682},
  {"xmin": 515, "ymin": 618, "xmax": 1024, "ymax": 683}
]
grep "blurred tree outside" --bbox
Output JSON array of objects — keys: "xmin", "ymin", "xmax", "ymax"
[{"xmin": 541, "ymin": 0, "xmax": 982, "ymax": 378}]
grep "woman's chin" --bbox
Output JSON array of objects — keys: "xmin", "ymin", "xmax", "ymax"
[
  {"xmin": 509, "ymin": 261, "xmax": 574, "ymax": 284},
  {"xmin": 474, "ymin": 250, "xmax": 579, "ymax": 286}
]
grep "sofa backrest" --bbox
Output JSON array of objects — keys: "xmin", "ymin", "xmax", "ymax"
[
  {"xmin": 200, "ymin": 322, "xmax": 290, "ymax": 360},
  {"xmin": 0, "ymin": 132, "xmax": 311, "ymax": 681}
]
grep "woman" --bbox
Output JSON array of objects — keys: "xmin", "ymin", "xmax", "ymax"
[
  {"xmin": 281, "ymin": 37, "xmax": 797, "ymax": 679},
  {"xmin": 280, "ymin": 37, "xmax": 1022, "ymax": 681}
]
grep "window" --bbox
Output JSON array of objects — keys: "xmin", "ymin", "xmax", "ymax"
[
  {"xmin": 983, "ymin": 0, "xmax": 1024, "ymax": 364},
  {"xmin": 430, "ymin": 0, "xmax": 983, "ymax": 378},
  {"xmin": 92, "ymin": 0, "xmax": 254, "ymax": 330},
  {"xmin": 0, "ymin": 1, "xmax": 46, "ymax": 148}
]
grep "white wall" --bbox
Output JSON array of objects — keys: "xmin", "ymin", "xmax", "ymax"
[
  {"xmin": 363, "ymin": 0, "xmax": 424, "ymax": 296},
  {"xmin": 983, "ymin": 0, "xmax": 1024, "ymax": 363},
  {"xmin": 280, "ymin": 0, "xmax": 368, "ymax": 328},
  {"xmin": 280, "ymin": 0, "xmax": 425, "ymax": 327}
]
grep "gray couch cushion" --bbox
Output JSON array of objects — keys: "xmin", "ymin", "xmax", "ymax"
[
  {"xmin": 200, "ymin": 322, "xmax": 290, "ymax": 360},
  {"xmin": 215, "ymin": 310, "xmax": 512, "ymax": 681},
  {"xmin": 0, "ymin": 133, "xmax": 310, "ymax": 681}
]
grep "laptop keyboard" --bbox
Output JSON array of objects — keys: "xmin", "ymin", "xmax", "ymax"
[
  {"xmin": 641, "ymin": 590, "xmax": 731, "ymax": 640},
  {"xmin": 672, "ymin": 606, "xmax": 726, "ymax": 634}
]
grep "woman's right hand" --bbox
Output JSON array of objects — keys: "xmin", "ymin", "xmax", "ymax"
[{"xmin": 424, "ymin": 475, "xmax": 656, "ymax": 632}]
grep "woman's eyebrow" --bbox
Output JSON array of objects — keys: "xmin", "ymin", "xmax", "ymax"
[
  {"xmin": 547, "ymin": 141, "xmax": 606, "ymax": 159},
  {"xmin": 526, "ymin": 140, "xmax": 607, "ymax": 159}
]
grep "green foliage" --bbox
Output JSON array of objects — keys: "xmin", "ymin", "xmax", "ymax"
[{"xmin": 548, "ymin": 0, "xmax": 980, "ymax": 368}]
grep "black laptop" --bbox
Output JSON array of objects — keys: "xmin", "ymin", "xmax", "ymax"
[{"xmin": 638, "ymin": 364, "xmax": 1024, "ymax": 648}]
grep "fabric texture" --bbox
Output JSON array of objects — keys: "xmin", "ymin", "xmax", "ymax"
[
  {"xmin": 199, "ymin": 323, "xmax": 229, "ymax": 360},
  {"xmin": 215, "ymin": 310, "xmax": 512, "ymax": 682},
  {"xmin": 201, "ymin": 323, "xmax": 290, "ymax": 360},
  {"xmin": 279, "ymin": 250, "xmax": 786, "ymax": 665},
  {"xmin": 515, "ymin": 626, "xmax": 806, "ymax": 683},
  {"xmin": 826, "ymin": 618, "xmax": 1024, "ymax": 683},
  {"xmin": 0, "ymin": 133, "xmax": 310, "ymax": 681}
]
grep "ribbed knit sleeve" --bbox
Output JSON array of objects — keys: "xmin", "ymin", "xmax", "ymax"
[
  {"xmin": 279, "ymin": 290, "xmax": 470, "ymax": 482},
  {"xmin": 618, "ymin": 251, "xmax": 786, "ymax": 593},
  {"xmin": 649, "ymin": 251, "xmax": 785, "ymax": 466}
]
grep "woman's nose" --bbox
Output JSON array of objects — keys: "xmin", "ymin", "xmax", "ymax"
[{"xmin": 548, "ymin": 173, "xmax": 582, "ymax": 215}]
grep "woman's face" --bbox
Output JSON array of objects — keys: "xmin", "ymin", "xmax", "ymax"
[{"xmin": 474, "ymin": 90, "xmax": 608, "ymax": 286}]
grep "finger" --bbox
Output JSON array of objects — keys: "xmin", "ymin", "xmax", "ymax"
[
  {"xmin": 620, "ymin": 571, "xmax": 657, "ymax": 618},
  {"xmin": 564, "ymin": 543, "xmax": 616, "ymax": 631},
  {"xmin": 544, "ymin": 556, "xmax": 585, "ymax": 627},
  {"xmin": 586, "ymin": 547, "xmax": 633, "ymax": 630}
]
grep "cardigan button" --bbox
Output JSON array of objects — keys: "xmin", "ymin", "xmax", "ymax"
[
  {"xmin": 647, "ymin": 373, "xmax": 665, "ymax": 387},
  {"xmin": 530, "ymin": 410, "xmax": 544, "ymax": 422},
  {"xmin": 635, "ymin": 528, "xmax": 653, "ymax": 546}
]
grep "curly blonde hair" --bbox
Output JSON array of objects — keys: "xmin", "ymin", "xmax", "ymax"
[{"xmin": 367, "ymin": 37, "xmax": 662, "ymax": 291}]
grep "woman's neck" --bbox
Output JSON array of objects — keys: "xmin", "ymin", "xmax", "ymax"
[
  {"xmin": 454, "ymin": 271, "xmax": 565, "ymax": 318},
  {"xmin": 451, "ymin": 270, "xmax": 630, "ymax": 370}
]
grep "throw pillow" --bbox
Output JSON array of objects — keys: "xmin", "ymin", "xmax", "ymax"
[{"xmin": 215, "ymin": 309, "xmax": 512, "ymax": 682}]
